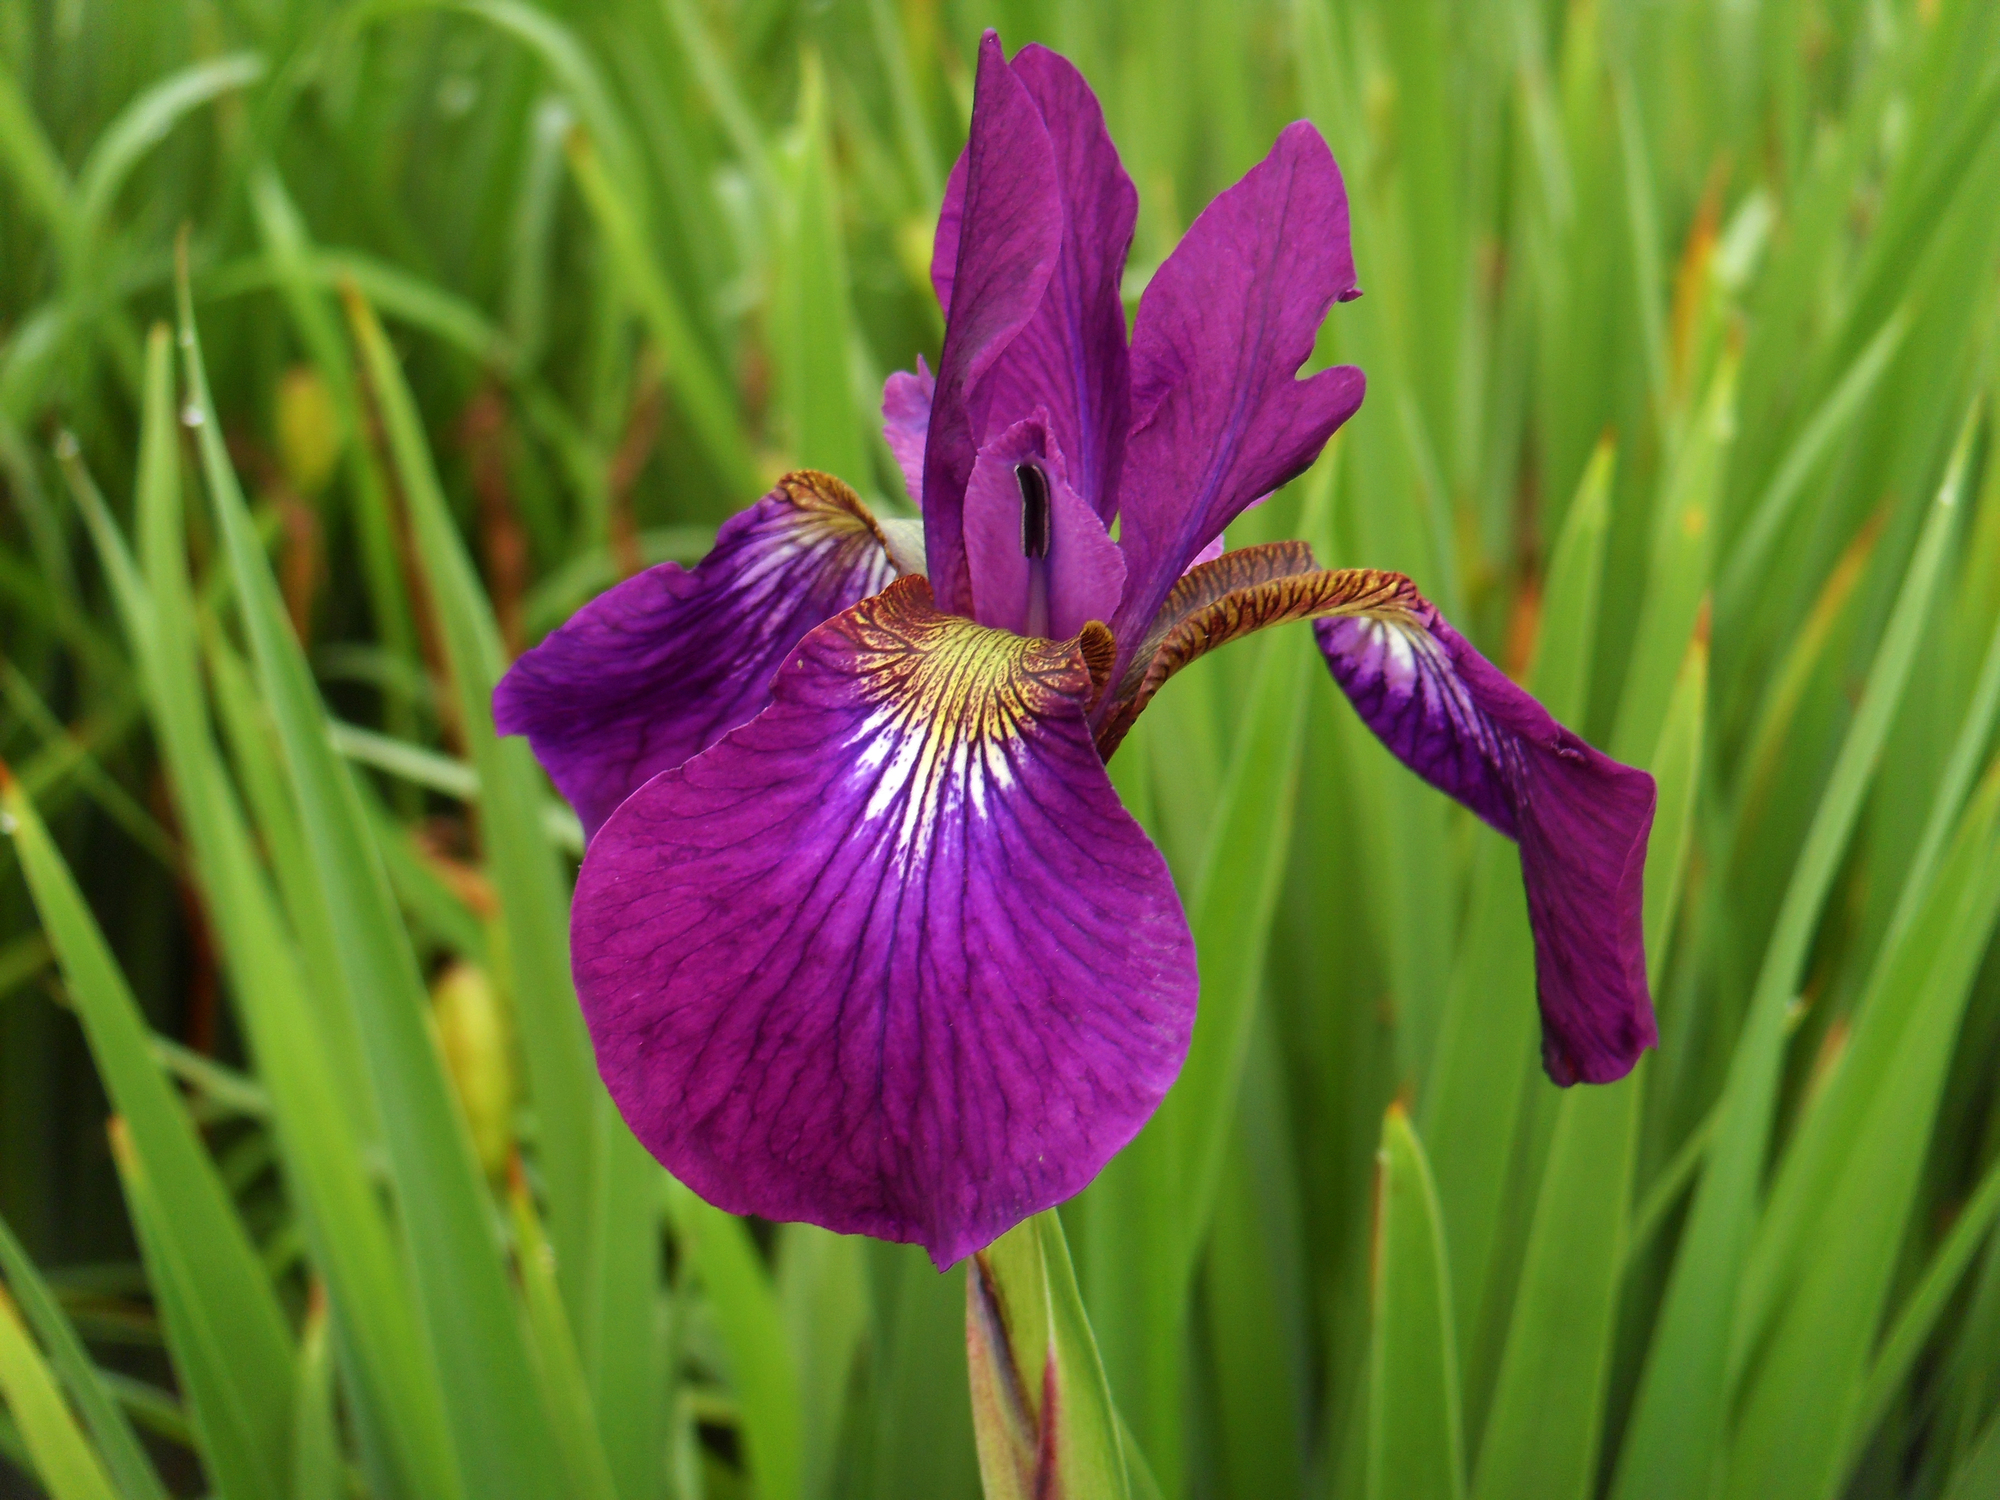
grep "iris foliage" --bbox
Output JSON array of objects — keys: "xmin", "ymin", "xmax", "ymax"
[{"xmin": 2, "ymin": 2, "xmax": 1999, "ymax": 1499}]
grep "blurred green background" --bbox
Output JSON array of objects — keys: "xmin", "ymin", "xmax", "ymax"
[{"xmin": 3, "ymin": 1, "xmax": 2000, "ymax": 1497}]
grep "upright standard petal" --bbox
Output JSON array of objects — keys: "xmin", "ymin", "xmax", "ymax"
[
  {"xmin": 1111, "ymin": 121, "xmax": 1363, "ymax": 671},
  {"xmin": 931, "ymin": 151, "xmax": 967, "ymax": 317},
  {"xmin": 1315, "ymin": 595, "xmax": 1657, "ymax": 1085},
  {"xmin": 572, "ymin": 577, "xmax": 1197, "ymax": 1267},
  {"xmin": 974, "ymin": 43, "xmax": 1138, "ymax": 519},
  {"xmin": 494, "ymin": 472, "xmax": 899, "ymax": 839},
  {"xmin": 923, "ymin": 34, "xmax": 1064, "ymax": 616},
  {"xmin": 931, "ymin": 46, "xmax": 1136, "ymax": 521},
  {"xmin": 962, "ymin": 415, "xmax": 1125, "ymax": 640}
]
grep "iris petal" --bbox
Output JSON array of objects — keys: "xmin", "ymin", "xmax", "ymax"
[
  {"xmin": 1316, "ymin": 598, "xmax": 1657, "ymax": 1085},
  {"xmin": 922, "ymin": 34, "xmax": 1064, "ymax": 617},
  {"xmin": 972, "ymin": 44, "xmax": 1137, "ymax": 520},
  {"xmin": 1111, "ymin": 121, "xmax": 1363, "ymax": 680},
  {"xmin": 494, "ymin": 472, "xmax": 899, "ymax": 839},
  {"xmin": 1095, "ymin": 542, "xmax": 1405, "ymax": 753},
  {"xmin": 931, "ymin": 152, "xmax": 966, "ymax": 317},
  {"xmin": 882, "ymin": 357, "xmax": 934, "ymax": 508},
  {"xmin": 571, "ymin": 577, "xmax": 1195, "ymax": 1267},
  {"xmin": 1092, "ymin": 538, "xmax": 1656, "ymax": 1086},
  {"xmin": 929, "ymin": 38, "xmax": 1137, "ymax": 529}
]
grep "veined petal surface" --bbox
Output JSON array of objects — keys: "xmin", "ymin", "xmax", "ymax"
[
  {"xmin": 1095, "ymin": 538, "xmax": 1655, "ymax": 1084},
  {"xmin": 1111, "ymin": 121, "xmax": 1363, "ymax": 671},
  {"xmin": 1095, "ymin": 542, "xmax": 1405, "ymax": 753},
  {"xmin": 923, "ymin": 34, "xmax": 1064, "ymax": 615},
  {"xmin": 494, "ymin": 471, "xmax": 898, "ymax": 839},
  {"xmin": 1315, "ymin": 596, "xmax": 1657, "ymax": 1084},
  {"xmin": 971, "ymin": 43, "xmax": 1137, "ymax": 519},
  {"xmin": 931, "ymin": 151, "xmax": 967, "ymax": 317},
  {"xmin": 572, "ymin": 577, "xmax": 1196, "ymax": 1267}
]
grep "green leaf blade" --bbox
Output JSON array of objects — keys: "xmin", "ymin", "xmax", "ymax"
[{"xmin": 1368, "ymin": 1104, "xmax": 1465, "ymax": 1500}]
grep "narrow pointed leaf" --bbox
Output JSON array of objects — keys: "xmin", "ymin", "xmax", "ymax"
[
  {"xmin": 506, "ymin": 1169, "xmax": 621, "ymax": 1500},
  {"xmin": 583, "ymin": 1102, "xmax": 667, "ymax": 1500},
  {"xmin": 89, "ymin": 323, "xmax": 457, "ymax": 1500},
  {"xmin": 1424, "ymin": 441, "xmax": 1616, "ymax": 1385},
  {"xmin": 1612, "ymin": 405, "xmax": 1973, "ymax": 1500},
  {"xmin": 778, "ymin": 1223, "xmax": 868, "ymax": 1500},
  {"xmin": 1368, "ymin": 1105, "xmax": 1465, "ymax": 1500},
  {"xmin": 564, "ymin": 129, "xmax": 757, "ymax": 499},
  {"xmin": 345, "ymin": 288, "xmax": 600, "ymax": 1319},
  {"xmin": 291, "ymin": 1297, "xmax": 340, "ymax": 1500},
  {"xmin": 773, "ymin": 53, "xmax": 869, "ymax": 483},
  {"xmin": 1476, "ymin": 630, "xmax": 1706, "ymax": 1500},
  {"xmin": 73, "ymin": 54, "xmax": 264, "ymax": 241},
  {"xmin": 1080, "ymin": 462, "xmax": 1327, "ymax": 1493},
  {"xmin": 0, "ymin": 1210, "xmax": 168, "ymax": 1500},
  {"xmin": 178, "ymin": 262, "xmax": 566, "ymax": 1500},
  {"xmin": 1724, "ymin": 769, "xmax": 2000, "ymax": 1500},
  {"xmin": 667, "ymin": 1183, "xmax": 803, "ymax": 1500},
  {"xmin": 969, "ymin": 1211, "xmax": 1132, "ymax": 1500},
  {"xmin": 3, "ymin": 774, "xmax": 287, "ymax": 1500},
  {"xmin": 0, "ymin": 1285, "xmax": 120, "ymax": 1500}
]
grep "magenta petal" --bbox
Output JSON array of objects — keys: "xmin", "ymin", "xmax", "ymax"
[
  {"xmin": 932, "ymin": 150, "xmax": 967, "ymax": 317},
  {"xmin": 962, "ymin": 415, "xmax": 1125, "ymax": 639},
  {"xmin": 922, "ymin": 33, "xmax": 1064, "ymax": 616},
  {"xmin": 573, "ymin": 578, "xmax": 1197, "ymax": 1267},
  {"xmin": 971, "ymin": 43, "xmax": 1137, "ymax": 519},
  {"xmin": 882, "ymin": 358, "xmax": 934, "ymax": 508},
  {"xmin": 1314, "ymin": 600, "xmax": 1657, "ymax": 1085},
  {"xmin": 1112, "ymin": 121, "xmax": 1364, "ymax": 659},
  {"xmin": 494, "ymin": 474, "xmax": 897, "ymax": 839}
]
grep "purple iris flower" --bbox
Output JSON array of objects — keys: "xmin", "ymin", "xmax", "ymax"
[{"xmin": 495, "ymin": 34, "xmax": 1657, "ymax": 1269}]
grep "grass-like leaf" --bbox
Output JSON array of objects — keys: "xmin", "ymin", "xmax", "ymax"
[
  {"xmin": 178, "ymin": 257, "xmax": 566, "ymax": 1499},
  {"xmin": 0, "ymin": 1283, "xmax": 121, "ymax": 1500},
  {"xmin": 3, "ymin": 775, "xmax": 284, "ymax": 1500},
  {"xmin": 1367, "ymin": 1105, "xmax": 1464, "ymax": 1500},
  {"xmin": 1613, "ymin": 404, "xmax": 1975, "ymax": 1500}
]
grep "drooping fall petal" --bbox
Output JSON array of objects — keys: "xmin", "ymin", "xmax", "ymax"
[
  {"xmin": 570, "ymin": 577, "xmax": 1197, "ymax": 1267},
  {"xmin": 962, "ymin": 415, "xmax": 1125, "ymax": 640},
  {"xmin": 1111, "ymin": 121, "xmax": 1363, "ymax": 672},
  {"xmin": 1093, "ymin": 539, "xmax": 1656, "ymax": 1084},
  {"xmin": 1316, "ymin": 597, "xmax": 1657, "ymax": 1084},
  {"xmin": 494, "ymin": 472, "xmax": 898, "ymax": 839},
  {"xmin": 922, "ymin": 34, "xmax": 1064, "ymax": 616}
]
